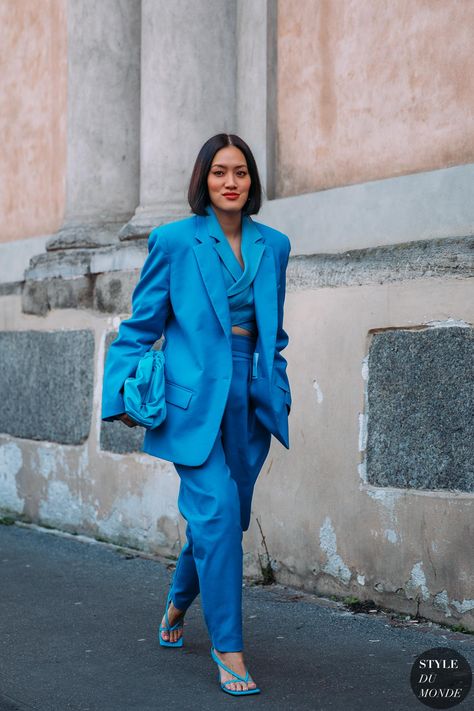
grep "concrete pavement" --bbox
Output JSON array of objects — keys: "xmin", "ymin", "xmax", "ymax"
[{"xmin": 0, "ymin": 522, "xmax": 472, "ymax": 711}]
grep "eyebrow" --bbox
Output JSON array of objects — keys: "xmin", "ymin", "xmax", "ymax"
[{"xmin": 211, "ymin": 163, "xmax": 248, "ymax": 169}]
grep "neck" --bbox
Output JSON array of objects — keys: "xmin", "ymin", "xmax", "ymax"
[{"xmin": 211, "ymin": 204, "xmax": 242, "ymax": 241}]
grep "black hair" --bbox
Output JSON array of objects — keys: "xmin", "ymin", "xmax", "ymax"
[{"xmin": 188, "ymin": 133, "xmax": 262, "ymax": 216}]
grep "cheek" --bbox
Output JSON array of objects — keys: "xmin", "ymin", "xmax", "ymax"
[
  {"xmin": 242, "ymin": 177, "xmax": 251, "ymax": 193},
  {"xmin": 207, "ymin": 176, "xmax": 220, "ymax": 194}
]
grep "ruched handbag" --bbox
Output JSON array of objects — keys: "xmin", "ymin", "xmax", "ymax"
[{"xmin": 123, "ymin": 348, "xmax": 167, "ymax": 429}]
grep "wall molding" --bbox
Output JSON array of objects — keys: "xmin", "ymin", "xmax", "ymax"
[{"xmin": 258, "ymin": 162, "xmax": 474, "ymax": 254}]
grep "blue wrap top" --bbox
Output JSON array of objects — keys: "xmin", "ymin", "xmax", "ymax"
[{"xmin": 205, "ymin": 204, "xmax": 259, "ymax": 335}]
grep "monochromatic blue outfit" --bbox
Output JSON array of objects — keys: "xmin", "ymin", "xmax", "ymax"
[{"xmin": 102, "ymin": 204, "xmax": 291, "ymax": 652}]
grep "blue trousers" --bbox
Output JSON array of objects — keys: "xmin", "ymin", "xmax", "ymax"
[{"xmin": 169, "ymin": 333, "xmax": 272, "ymax": 652}]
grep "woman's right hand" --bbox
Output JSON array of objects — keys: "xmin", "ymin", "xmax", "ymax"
[{"xmin": 119, "ymin": 413, "xmax": 139, "ymax": 428}]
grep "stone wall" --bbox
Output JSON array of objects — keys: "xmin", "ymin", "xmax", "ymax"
[{"xmin": 1, "ymin": 0, "xmax": 473, "ymax": 633}]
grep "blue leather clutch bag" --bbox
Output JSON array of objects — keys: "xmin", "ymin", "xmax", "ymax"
[{"xmin": 123, "ymin": 349, "xmax": 167, "ymax": 429}]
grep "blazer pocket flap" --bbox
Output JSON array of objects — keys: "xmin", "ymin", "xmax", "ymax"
[{"xmin": 165, "ymin": 381, "xmax": 193, "ymax": 409}]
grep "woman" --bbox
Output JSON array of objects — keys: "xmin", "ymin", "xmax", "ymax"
[{"xmin": 101, "ymin": 133, "xmax": 292, "ymax": 696}]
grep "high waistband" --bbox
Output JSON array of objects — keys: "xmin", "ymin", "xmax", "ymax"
[{"xmin": 231, "ymin": 332, "xmax": 256, "ymax": 355}]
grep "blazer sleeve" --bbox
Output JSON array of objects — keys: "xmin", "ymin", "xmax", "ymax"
[
  {"xmin": 101, "ymin": 227, "xmax": 171, "ymax": 422},
  {"xmin": 274, "ymin": 237, "xmax": 292, "ymax": 411}
]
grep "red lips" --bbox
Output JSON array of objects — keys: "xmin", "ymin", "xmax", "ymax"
[{"xmin": 223, "ymin": 193, "xmax": 240, "ymax": 199}]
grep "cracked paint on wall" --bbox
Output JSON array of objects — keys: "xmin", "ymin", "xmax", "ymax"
[
  {"xmin": 426, "ymin": 318, "xmax": 471, "ymax": 329},
  {"xmin": 36, "ymin": 444, "xmax": 62, "ymax": 479},
  {"xmin": 358, "ymin": 355, "xmax": 369, "ymax": 483},
  {"xmin": 312, "ymin": 379, "xmax": 323, "ymax": 403},
  {"xmin": 451, "ymin": 599, "xmax": 474, "ymax": 614},
  {"xmin": 39, "ymin": 479, "xmax": 96, "ymax": 528},
  {"xmin": 358, "ymin": 412, "xmax": 368, "ymax": 457},
  {"xmin": 97, "ymin": 466, "xmax": 181, "ymax": 551},
  {"xmin": 0, "ymin": 441, "xmax": 24, "ymax": 512},
  {"xmin": 406, "ymin": 561, "xmax": 430, "ymax": 601},
  {"xmin": 366, "ymin": 488, "xmax": 403, "ymax": 531},
  {"xmin": 319, "ymin": 516, "xmax": 351, "ymax": 584},
  {"xmin": 384, "ymin": 528, "xmax": 398, "ymax": 544},
  {"xmin": 433, "ymin": 590, "xmax": 452, "ymax": 617},
  {"xmin": 433, "ymin": 591, "xmax": 474, "ymax": 617}
]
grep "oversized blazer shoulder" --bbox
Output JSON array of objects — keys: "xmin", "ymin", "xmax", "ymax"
[{"xmin": 101, "ymin": 211, "xmax": 292, "ymax": 467}]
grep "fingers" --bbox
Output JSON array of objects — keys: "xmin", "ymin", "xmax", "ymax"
[{"xmin": 120, "ymin": 414, "xmax": 138, "ymax": 427}]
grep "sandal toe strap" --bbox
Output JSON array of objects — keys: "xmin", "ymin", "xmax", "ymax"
[
  {"xmin": 211, "ymin": 647, "xmax": 249, "ymax": 682},
  {"xmin": 160, "ymin": 621, "xmax": 183, "ymax": 632}
]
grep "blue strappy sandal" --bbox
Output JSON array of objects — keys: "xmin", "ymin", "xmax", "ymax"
[
  {"xmin": 210, "ymin": 646, "xmax": 261, "ymax": 696},
  {"xmin": 158, "ymin": 587, "xmax": 184, "ymax": 647}
]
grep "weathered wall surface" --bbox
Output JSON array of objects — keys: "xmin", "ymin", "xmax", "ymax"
[
  {"xmin": 0, "ymin": 298, "xmax": 181, "ymax": 556},
  {"xmin": 0, "ymin": 0, "xmax": 67, "ymax": 242},
  {"xmin": 1, "ymin": 249, "xmax": 473, "ymax": 629},
  {"xmin": 1, "ymin": 0, "xmax": 473, "ymax": 634},
  {"xmin": 277, "ymin": 0, "xmax": 474, "ymax": 197},
  {"xmin": 255, "ymin": 275, "xmax": 473, "ymax": 628}
]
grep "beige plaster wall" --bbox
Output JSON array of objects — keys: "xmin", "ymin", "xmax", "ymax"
[
  {"xmin": 249, "ymin": 276, "xmax": 474, "ymax": 627},
  {"xmin": 277, "ymin": 0, "xmax": 474, "ymax": 197},
  {"xmin": 0, "ymin": 0, "xmax": 67, "ymax": 243},
  {"xmin": 0, "ymin": 274, "xmax": 472, "ymax": 629}
]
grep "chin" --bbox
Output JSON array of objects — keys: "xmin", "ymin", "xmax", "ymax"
[{"xmin": 214, "ymin": 199, "xmax": 247, "ymax": 213}]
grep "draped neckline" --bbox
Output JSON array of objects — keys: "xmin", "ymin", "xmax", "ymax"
[{"xmin": 204, "ymin": 204, "xmax": 261, "ymax": 297}]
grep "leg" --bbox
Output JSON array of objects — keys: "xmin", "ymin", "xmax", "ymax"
[
  {"xmin": 220, "ymin": 347, "xmax": 272, "ymax": 532},
  {"xmin": 159, "ymin": 521, "xmax": 200, "ymax": 644},
  {"xmin": 210, "ymin": 335, "xmax": 272, "ymax": 692},
  {"xmin": 174, "ymin": 432, "xmax": 244, "ymax": 652},
  {"xmin": 170, "ymin": 522, "xmax": 200, "ymax": 611}
]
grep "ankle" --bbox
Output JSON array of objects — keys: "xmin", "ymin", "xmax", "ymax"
[
  {"xmin": 171, "ymin": 600, "xmax": 185, "ymax": 614},
  {"xmin": 216, "ymin": 649, "xmax": 244, "ymax": 659}
]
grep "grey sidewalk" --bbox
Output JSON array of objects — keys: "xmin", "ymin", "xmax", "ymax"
[{"xmin": 0, "ymin": 523, "xmax": 472, "ymax": 711}]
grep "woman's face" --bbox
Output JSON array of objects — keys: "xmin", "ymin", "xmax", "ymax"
[{"xmin": 207, "ymin": 146, "xmax": 251, "ymax": 214}]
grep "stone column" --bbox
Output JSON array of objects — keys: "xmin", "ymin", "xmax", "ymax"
[
  {"xmin": 121, "ymin": 0, "xmax": 238, "ymax": 239},
  {"xmin": 48, "ymin": 0, "xmax": 141, "ymax": 250},
  {"xmin": 236, "ymin": 0, "xmax": 277, "ymax": 199}
]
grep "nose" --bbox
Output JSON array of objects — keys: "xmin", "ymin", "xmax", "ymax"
[{"xmin": 224, "ymin": 172, "xmax": 237, "ymax": 189}]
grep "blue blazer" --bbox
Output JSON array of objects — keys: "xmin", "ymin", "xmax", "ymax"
[{"xmin": 101, "ymin": 206, "xmax": 292, "ymax": 466}]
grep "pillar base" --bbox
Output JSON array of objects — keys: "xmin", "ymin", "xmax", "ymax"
[{"xmin": 119, "ymin": 206, "xmax": 191, "ymax": 241}]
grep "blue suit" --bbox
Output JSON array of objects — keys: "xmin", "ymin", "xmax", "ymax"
[
  {"xmin": 101, "ymin": 205, "xmax": 292, "ymax": 652},
  {"xmin": 102, "ymin": 205, "xmax": 292, "ymax": 466}
]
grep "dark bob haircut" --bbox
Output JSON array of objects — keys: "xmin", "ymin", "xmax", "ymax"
[{"xmin": 188, "ymin": 133, "xmax": 262, "ymax": 216}]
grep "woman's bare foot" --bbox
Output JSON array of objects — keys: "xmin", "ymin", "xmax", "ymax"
[
  {"xmin": 213, "ymin": 649, "xmax": 258, "ymax": 692},
  {"xmin": 160, "ymin": 601, "xmax": 185, "ymax": 643}
]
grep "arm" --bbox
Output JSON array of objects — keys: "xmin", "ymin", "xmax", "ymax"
[{"xmin": 101, "ymin": 227, "xmax": 171, "ymax": 422}]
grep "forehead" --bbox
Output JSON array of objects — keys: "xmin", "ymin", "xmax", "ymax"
[{"xmin": 211, "ymin": 145, "xmax": 247, "ymax": 166}]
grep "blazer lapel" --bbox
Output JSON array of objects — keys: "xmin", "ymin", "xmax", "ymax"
[
  {"xmin": 193, "ymin": 216, "xmax": 232, "ymax": 343},
  {"xmin": 193, "ymin": 212, "xmax": 278, "ymax": 377},
  {"xmin": 242, "ymin": 215, "xmax": 278, "ymax": 378}
]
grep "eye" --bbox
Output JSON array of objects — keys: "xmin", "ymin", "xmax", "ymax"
[
  {"xmin": 212, "ymin": 170, "xmax": 224, "ymax": 176},
  {"xmin": 236, "ymin": 170, "xmax": 248, "ymax": 177}
]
